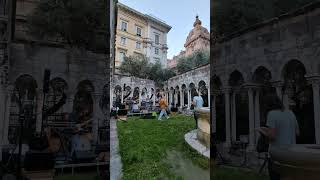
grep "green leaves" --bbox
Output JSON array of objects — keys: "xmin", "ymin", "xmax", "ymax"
[
  {"xmin": 119, "ymin": 55, "xmax": 176, "ymax": 86},
  {"xmin": 27, "ymin": 0, "xmax": 106, "ymax": 52},
  {"xmin": 176, "ymin": 49, "xmax": 209, "ymax": 74}
]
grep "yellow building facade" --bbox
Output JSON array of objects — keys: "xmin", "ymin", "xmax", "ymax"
[{"xmin": 115, "ymin": 3, "xmax": 148, "ymax": 69}]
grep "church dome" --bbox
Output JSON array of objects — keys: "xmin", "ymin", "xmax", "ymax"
[{"xmin": 184, "ymin": 16, "xmax": 210, "ymax": 48}]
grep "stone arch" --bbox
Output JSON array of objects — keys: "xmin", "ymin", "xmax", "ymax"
[
  {"xmin": 282, "ymin": 59, "xmax": 314, "ymax": 143},
  {"xmin": 182, "ymin": 84, "xmax": 188, "ymax": 106},
  {"xmin": 73, "ymin": 80, "xmax": 94, "ymax": 116},
  {"xmin": 229, "ymin": 70, "xmax": 248, "ymax": 140},
  {"xmin": 133, "ymin": 87, "xmax": 140, "ymax": 101},
  {"xmin": 198, "ymin": 80, "xmax": 208, "ymax": 107},
  {"xmin": 211, "ymin": 75, "xmax": 225, "ymax": 141},
  {"xmin": 189, "ymin": 83, "xmax": 197, "ymax": 98},
  {"xmin": 45, "ymin": 77, "xmax": 69, "ymax": 121},
  {"xmin": 175, "ymin": 85, "xmax": 180, "ymax": 107}
]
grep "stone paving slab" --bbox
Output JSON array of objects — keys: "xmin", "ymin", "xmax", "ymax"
[
  {"xmin": 110, "ymin": 118, "xmax": 123, "ymax": 180},
  {"xmin": 185, "ymin": 130, "xmax": 210, "ymax": 158}
]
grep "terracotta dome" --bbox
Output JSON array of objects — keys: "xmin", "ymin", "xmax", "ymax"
[{"xmin": 184, "ymin": 16, "xmax": 210, "ymax": 48}]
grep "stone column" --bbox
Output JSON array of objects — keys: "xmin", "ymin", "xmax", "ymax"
[
  {"xmin": 121, "ymin": 91, "xmax": 124, "ymax": 104},
  {"xmin": 312, "ymin": 81, "xmax": 320, "ymax": 144},
  {"xmin": 0, "ymin": 85, "xmax": 5, "ymax": 144},
  {"xmin": 248, "ymin": 88, "xmax": 255, "ymax": 148},
  {"xmin": 3, "ymin": 85, "xmax": 13, "ymax": 145},
  {"xmin": 153, "ymin": 92, "xmax": 156, "ymax": 106},
  {"xmin": 212, "ymin": 94, "xmax": 216, "ymax": 133},
  {"xmin": 224, "ymin": 88, "xmax": 231, "ymax": 146},
  {"xmin": 92, "ymin": 93, "xmax": 103, "ymax": 144},
  {"xmin": 254, "ymin": 90, "xmax": 261, "ymax": 143},
  {"xmin": 208, "ymin": 88, "xmax": 211, "ymax": 107},
  {"xmin": 180, "ymin": 90, "xmax": 183, "ymax": 108},
  {"xmin": 187, "ymin": 90, "xmax": 191, "ymax": 109},
  {"xmin": 231, "ymin": 92, "xmax": 237, "ymax": 142},
  {"xmin": 35, "ymin": 88, "xmax": 43, "ymax": 133},
  {"xmin": 110, "ymin": 89, "xmax": 114, "ymax": 108}
]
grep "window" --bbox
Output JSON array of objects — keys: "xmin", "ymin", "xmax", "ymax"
[
  {"xmin": 136, "ymin": 42, "xmax": 141, "ymax": 49},
  {"xmin": 120, "ymin": 37, "xmax": 126, "ymax": 45},
  {"xmin": 119, "ymin": 52, "xmax": 126, "ymax": 62},
  {"xmin": 155, "ymin": 34, "xmax": 159, "ymax": 45},
  {"xmin": 136, "ymin": 27, "xmax": 142, "ymax": 36},
  {"xmin": 121, "ymin": 21, "xmax": 127, "ymax": 31},
  {"xmin": 155, "ymin": 48, "xmax": 159, "ymax": 55}
]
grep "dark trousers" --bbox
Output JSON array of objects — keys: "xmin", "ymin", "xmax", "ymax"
[
  {"xmin": 193, "ymin": 111, "xmax": 199, "ymax": 128},
  {"xmin": 268, "ymin": 158, "xmax": 280, "ymax": 180}
]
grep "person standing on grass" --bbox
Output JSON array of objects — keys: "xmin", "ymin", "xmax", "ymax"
[
  {"xmin": 158, "ymin": 95, "xmax": 169, "ymax": 120},
  {"xmin": 258, "ymin": 94, "xmax": 299, "ymax": 180},
  {"xmin": 192, "ymin": 91, "xmax": 204, "ymax": 128}
]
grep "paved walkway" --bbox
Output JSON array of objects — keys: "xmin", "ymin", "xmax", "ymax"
[{"xmin": 110, "ymin": 118, "xmax": 123, "ymax": 180}]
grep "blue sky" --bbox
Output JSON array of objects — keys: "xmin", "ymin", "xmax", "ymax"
[{"xmin": 118, "ymin": 0, "xmax": 210, "ymax": 59}]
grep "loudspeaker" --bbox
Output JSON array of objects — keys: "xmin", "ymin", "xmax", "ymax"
[
  {"xmin": 24, "ymin": 151, "xmax": 54, "ymax": 171},
  {"xmin": 43, "ymin": 69, "xmax": 51, "ymax": 94}
]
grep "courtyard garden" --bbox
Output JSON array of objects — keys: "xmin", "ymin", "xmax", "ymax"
[
  {"xmin": 117, "ymin": 114, "xmax": 269, "ymax": 180},
  {"xmin": 117, "ymin": 115, "xmax": 209, "ymax": 179}
]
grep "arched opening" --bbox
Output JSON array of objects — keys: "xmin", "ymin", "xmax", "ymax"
[
  {"xmin": 212, "ymin": 75, "xmax": 225, "ymax": 142},
  {"xmin": 9, "ymin": 75, "xmax": 38, "ymax": 144},
  {"xmin": 100, "ymin": 84, "xmax": 109, "ymax": 115},
  {"xmin": 114, "ymin": 85, "xmax": 122, "ymax": 107},
  {"xmin": 282, "ymin": 60, "xmax": 314, "ymax": 144},
  {"xmin": 123, "ymin": 86, "xmax": 131, "ymax": 103},
  {"xmin": 133, "ymin": 87, "xmax": 140, "ymax": 102},
  {"xmin": 170, "ymin": 87, "xmax": 174, "ymax": 106},
  {"xmin": 252, "ymin": 66, "xmax": 275, "ymax": 126},
  {"xmin": 229, "ymin": 70, "xmax": 248, "ymax": 141},
  {"xmin": 198, "ymin": 80, "xmax": 208, "ymax": 107},
  {"xmin": 175, "ymin": 86, "xmax": 180, "ymax": 107},
  {"xmin": 45, "ymin": 77, "xmax": 68, "ymax": 122},
  {"xmin": 182, "ymin": 84, "xmax": 187, "ymax": 107},
  {"xmin": 73, "ymin": 80, "xmax": 94, "ymax": 122},
  {"xmin": 189, "ymin": 83, "xmax": 196, "ymax": 104}
]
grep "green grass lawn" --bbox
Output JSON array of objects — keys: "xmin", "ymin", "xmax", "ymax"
[{"xmin": 117, "ymin": 114, "xmax": 209, "ymax": 180}]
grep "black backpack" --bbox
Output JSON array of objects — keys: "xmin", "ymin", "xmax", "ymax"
[{"xmin": 256, "ymin": 131, "xmax": 269, "ymax": 153}]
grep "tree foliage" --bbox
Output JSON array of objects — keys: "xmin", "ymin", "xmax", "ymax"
[
  {"xmin": 214, "ymin": 0, "xmax": 316, "ymax": 37},
  {"xmin": 119, "ymin": 55, "xmax": 176, "ymax": 87},
  {"xmin": 27, "ymin": 0, "xmax": 107, "ymax": 52},
  {"xmin": 176, "ymin": 49, "xmax": 209, "ymax": 74}
]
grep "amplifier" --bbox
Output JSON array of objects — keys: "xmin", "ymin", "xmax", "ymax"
[{"xmin": 24, "ymin": 151, "xmax": 54, "ymax": 171}]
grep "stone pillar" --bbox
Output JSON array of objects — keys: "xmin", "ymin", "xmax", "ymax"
[
  {"xmin": 110, "ymin": 89, "xmax": 114, "ymax": 108},
  {"xmin": 224, "ymin": 88, "xmax": 231, "ymax": 146},
  {"xmin": 187, "ymin": 90, "xmax": 191, "ymax": 109},
  {"xmin": 153, "ymin": 92, "xmax": 156, "ymax": 106},
  {"xmin": 208, "ymin": 88, "xmax": 211, "ymax": 107},
  {"xmin": 92, "ymin": 93, "xmax": 103, "ymax": 144},
  {"xmin": 312, "ymin": 82, "xmax": 320, "ymax": 144},
  {"xmin": 35, "ymin": 88, "xmax": 43, "ymax": 133},
  {"xmin": 254, "ymin": 90, "xmax": 261, "ymax": 143},
  {"xmin": 212, "ymin": 95, "xmax": 216, "ymax": 133},
  {"xmin": 231, "ymin": 92, "xmax": 237, "ymax": 142},
  {"xmin": 0, "ymin": 85, "xmax": 5, "ymax": 144},
  {"xmin": 248, "ymin": 88, "xmax": 255, "ymax": 148},
  {"xmin": 121, "ymin": 91, "xmax": 124, "ymax": 104},
  {"xmin": 180, "ymin": 90, "xmax": 183, "ymax": 108},
  {"xmin": 3, "ymin": 85, "xmax": 13, "ymax": 145}
]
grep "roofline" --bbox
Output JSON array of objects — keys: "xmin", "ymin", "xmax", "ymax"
[
  {"xmin": 217, "ymin": 1, "xmax": 320, "ymax": 43},
  {"xmin": 117, "ymin": 2, "xmax": 171, "ymax": 31}
]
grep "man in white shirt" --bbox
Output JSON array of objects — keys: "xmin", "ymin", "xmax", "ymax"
[{"xmin": 192, "ymin": 91, "xmax": 204, "ymax": 128}]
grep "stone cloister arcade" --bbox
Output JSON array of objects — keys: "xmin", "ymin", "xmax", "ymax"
[
  {"xmin": 212, "ymin": 4, "xmax": 320, "ymax": 148},
  {"xmin": 164, "ymin": 64, "xmax": 210, "ymax": 109},
  {"xmin": 110, "ymin": 75, "xmax": 156, "ymax": 106},
  {"xmin": 111, "ymin": 65, "xmax": 210, "ymax": 110}
]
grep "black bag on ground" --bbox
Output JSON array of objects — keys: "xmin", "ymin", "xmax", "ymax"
[{"xmin": 256, "ymin": 131, "xmax": 269, "ymax": 153}]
